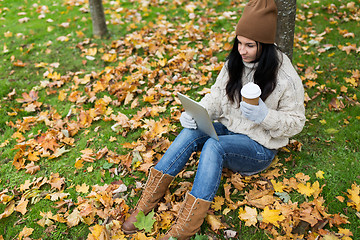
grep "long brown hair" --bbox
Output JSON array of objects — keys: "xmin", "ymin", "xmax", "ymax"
[{"xmin": 226, "ymin": 37, "xmax": 281, "ymax": 104}]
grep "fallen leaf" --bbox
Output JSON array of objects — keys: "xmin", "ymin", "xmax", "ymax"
[
  {"xmin": 205, "ymin": 214, "xmax": 226, "ymax": 231},
  {"xmin": 67, "ymin": 208, "xmax": 82, "ymax": 227},
  {"xmin": 15, "ymin": 198, "xmax": 29, "ymax": 215},
  {"xmin": 76, "ymin": 183, "xmax": 89, "ymax": 194},
  {"xmin": 315, "ymin": 170, "xmax": 325, "ymax": 179},
  {"xmin": 133, "ymin": 210, "xmax": 156, "ymax": 233},
  {"xmin": 18, "ymin": 226, "xmax": 34, "ymax": 239},
  {"xmin": 261, "ymin": 206, "xmax": 285, "ymax": 227},
  {"xmin": 238, "ymin": 206, "xmax": 258, "ymax": 226},
  {"xmin": 0, "ymin": 201, "xmax": 15, "ymax": 219}
]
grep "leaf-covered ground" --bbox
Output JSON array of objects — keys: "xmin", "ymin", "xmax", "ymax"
[{"xmin": 0, "ymin": 0, "xmax": 359, "ymax": 239}]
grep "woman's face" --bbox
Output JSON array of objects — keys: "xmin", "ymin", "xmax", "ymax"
[{"xmin": 237, "ymin": 35, "xmax": 259, "ymax": 63}]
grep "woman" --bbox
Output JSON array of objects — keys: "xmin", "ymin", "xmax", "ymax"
[{"xmin": 121, "ymin": 0, "xmax": 306, "ymax": 239}]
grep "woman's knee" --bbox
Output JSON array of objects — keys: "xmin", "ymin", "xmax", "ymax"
[{"xmin": 202, "ymin": 138, "xmax": 225, "ymax": 159}]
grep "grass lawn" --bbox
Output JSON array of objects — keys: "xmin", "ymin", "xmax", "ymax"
[{"xmin": 0, "ymin": 0, "xmax": 359, "ymax": 239}]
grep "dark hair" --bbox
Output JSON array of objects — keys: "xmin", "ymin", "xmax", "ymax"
[{"xmin": 226, "ymin": 37, "xmax": 281, "ymax": 104}]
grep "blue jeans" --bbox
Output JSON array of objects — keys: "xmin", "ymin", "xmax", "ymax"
[{"xmin": 154, "ymin": 123, "xmax": 276, "ymax": 201}]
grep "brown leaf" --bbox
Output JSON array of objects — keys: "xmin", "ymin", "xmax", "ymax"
[
  {"xmin": 328, "ymin": 97, "xmax": 345, "ymax": 111},
  {"xmin": 37, "ymin": 211, "xmax": 54, "ymax": 227},
  {"xmin": 49, "ymin": 173, "xmax": 65, "ymax": 190},
  {"xmin": 25, "ymin": 162, "xmax": 40, "ymax": 175},
  {"xmin": 16, "ymin": 90, "xmax": 39, "ymax": 103},
  {"xmin": 230, "ymin": 173, "xmax": 246, "ymax": 191}
]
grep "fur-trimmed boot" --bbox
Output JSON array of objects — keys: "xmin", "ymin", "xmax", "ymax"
[
  {"xmin": 159, "ymin": 192, "xmax": 212, "ymax": 240},
  {"xmin": 121, "ymin": 167, "xmax": 174, "ymax": 234}
]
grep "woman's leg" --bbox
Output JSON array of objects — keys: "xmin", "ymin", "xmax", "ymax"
[
  {"xmin": 190, "ymin": 133, "xmax": 276, "ymax": 201},
  {"xmin": 154, "ymin": 123, "xmax": 228, "ymax": 177}
]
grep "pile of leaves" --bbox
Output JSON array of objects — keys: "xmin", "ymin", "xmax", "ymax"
[{"xmin": 1, "ymin": 0, "xmax": 359, "ymax": 239}]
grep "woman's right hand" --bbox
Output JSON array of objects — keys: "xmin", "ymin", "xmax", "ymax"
[{"xmin": 179, "ymin": 112, "xmax": 197, "ymax": 129}]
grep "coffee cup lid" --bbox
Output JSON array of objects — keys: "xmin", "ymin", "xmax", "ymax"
[{"xmin": 241, "ymin": 82, "xmax": 261, "ymax": 99}]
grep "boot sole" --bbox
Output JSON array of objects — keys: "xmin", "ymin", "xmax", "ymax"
[{"xmin": 122, "ymin": 227, "xmax": 138, "ymax": 235}]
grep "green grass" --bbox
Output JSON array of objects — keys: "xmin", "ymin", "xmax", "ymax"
[{"xmin": 1, "ymin": 0, "xmax": 360, "ymax": 239}]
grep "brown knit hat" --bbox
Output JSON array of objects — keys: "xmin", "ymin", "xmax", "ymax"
[{"xmin": 235, "ymin": 0, "xmax": 278, "ymax": 44}]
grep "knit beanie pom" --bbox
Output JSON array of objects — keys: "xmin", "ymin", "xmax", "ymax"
[{"xmin": 235, "ymin": 0, "xmax": 278, "ymax": 44}]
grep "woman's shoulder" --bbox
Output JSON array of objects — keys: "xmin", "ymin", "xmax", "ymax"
[{"xmin": 276, "ymin": 50, "xmax": 301, "ymax": 84}]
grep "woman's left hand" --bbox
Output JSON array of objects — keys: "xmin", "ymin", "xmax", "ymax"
[{"xmin": 240, "ymin": 99, "xmax": 269, "ymax": 123}]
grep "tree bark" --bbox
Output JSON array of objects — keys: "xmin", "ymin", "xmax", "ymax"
[
  {"xmin": 89, "ymin": 0, "xmax": 109, "ymax": 38},
  {"xmin": 274, "ymin": 0, "xmax": 297, "ymax": 60}
]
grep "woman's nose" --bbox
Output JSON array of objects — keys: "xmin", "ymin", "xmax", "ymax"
[{"xmin": 239, "ymin": 45, "xmax": 246, "ymax": 54}]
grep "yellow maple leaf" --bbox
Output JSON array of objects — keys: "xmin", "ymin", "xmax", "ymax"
[
  {"xmin": 211, "ymin": 196, "xmax": 225, "ymax": 211},
  {"xmin": 271, "ymin": 179, "xmax": 285, "ymax": 192},
  {"xmin": 297, "ymin": 182, "xmax": 315, "ymax": 197},
  {"xmin": 58, "ymin": 90, "xmax": 67, "ymax": 101},
  {"xmin": 158, "ymin": 211, "xmax": 174, "ymax": 229},
  {"xmin": 76, "ymin": 183, "xmax": 90, "ymax": 194},
  {"xmin": 101, "ymin": 53, "xmax": 117, "ymax": 62},
  {"xmin": 75, "ymin": 158, "xmax": 84, "ymax": 169},
  {"xmin": 344, "ymin": 77, "xmax": 358, "ymax": 87},
  {"xmin": 89, "ymin": 224, "xmax": 108, "ymax": 239},
  {"xmin": 346, "ymin": 183, "xmax": 360, "ymax": 211},
  {"xmin": 315, "ymin": 170, "xmax": 325, "ymax": 179},
  {"xmin": 261, "ymin": 206, "xmax": 285, "ymax": 227}
]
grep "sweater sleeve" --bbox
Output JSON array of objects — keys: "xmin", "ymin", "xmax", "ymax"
[
  {"xmin": 199, "ymin": 64, "xmax": 228, "ymax": 120},
  {"xmin": 260, "ymin": 75, "xmax": 306, "ymax": 139}
]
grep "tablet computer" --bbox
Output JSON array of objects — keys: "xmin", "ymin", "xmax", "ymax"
[{"xmin": 177, "ymin": 92, "xmax": 219, "ymax": 141}]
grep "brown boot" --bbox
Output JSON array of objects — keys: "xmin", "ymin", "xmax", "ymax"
[
  {"xmin": 121, "ymin": 168, "xmax": 174, "ymax": 234},
  {"xmin": 159, "ymin": 192, "xmax": 211, "ymax": 240}
]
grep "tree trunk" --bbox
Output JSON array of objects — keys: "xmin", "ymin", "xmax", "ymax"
[
  {"xmin": 89, "ymin": 0, "xmax": 109, "ymax": 38},
  {"xmin": 274, "ymin": 0, "xmax": 297, "ymax": 60}
]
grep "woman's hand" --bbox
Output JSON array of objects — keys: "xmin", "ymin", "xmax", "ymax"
[
  {"xmin": 240, "ymin": 99, "xmax": 269, "ymax": 124},
  {"xmin": 180, "ymin": 112, "xmax": 197, "ymax": 129}
]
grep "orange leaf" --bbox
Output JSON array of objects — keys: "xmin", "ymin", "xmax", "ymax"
[
  {"xmin": 16, "ymin": 90, "xmax": 39, "ymax": 103},
  {"xmin": 15, "ymin": 198, "xmax": 28, "ymax": 215},
  {"xmin": 49, "ymin": 173, "xmax": 65, "ymax": 190},
  {"xmin": 0, "ymin": 201, "xmax": 15, "ymax": 219},
  {"xmin": 13, "ymin": 60, "xmax": 26, "ymax": 67},
  {"xmin": 18, "ymin": 226, "xmax": 34, "ymax": 239}
]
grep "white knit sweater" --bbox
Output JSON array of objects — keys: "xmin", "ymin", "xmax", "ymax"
[{"xmin": 199, "ymin": 51, "xmax": 306, "ymax": 149}]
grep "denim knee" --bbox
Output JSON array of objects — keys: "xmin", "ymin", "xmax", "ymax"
[{"xmin": 190, "ymin": 139, "xmax": 225, "ymax": 201}]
